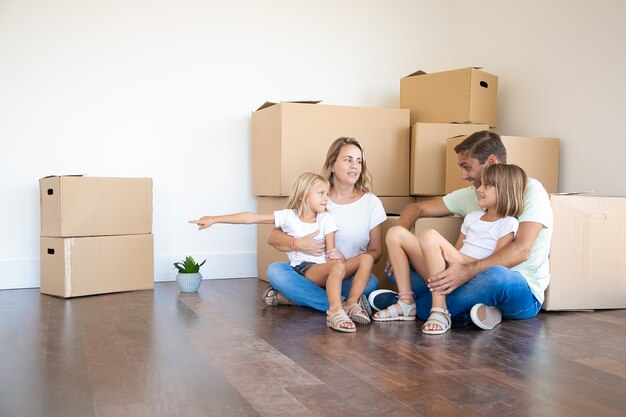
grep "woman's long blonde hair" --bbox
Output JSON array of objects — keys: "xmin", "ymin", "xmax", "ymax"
[
  {"xmin": 481, "ymin": 164, "xmax": 527, "ymax": 218},
  {"xmin": 321, "ymin": 137, "xmax": 373, "ymax": 193},
  {"xmin": 286, "ymin": 172, "xmax": 329, "ymax": 217}
]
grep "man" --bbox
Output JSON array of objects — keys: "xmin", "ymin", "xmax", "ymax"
[{"xmin": 376, "ymin": 130, "xmax": 553, "ymax": 329}]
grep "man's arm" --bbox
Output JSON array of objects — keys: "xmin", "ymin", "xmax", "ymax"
[
  {"xmin": 267, "ymin": 227, "xmax": 325, "ymax": 257},
  {"xmin": 398, "ymin": 197, "xmax": 452, "ymax": 230},
  {"xmin": 428, "ymin": 221, "xmax": 543, "ymax": 295}
]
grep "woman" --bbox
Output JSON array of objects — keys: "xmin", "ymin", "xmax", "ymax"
[{"xmin": 264, "ymin": 137, "xmax": 386, "ymax": 316}]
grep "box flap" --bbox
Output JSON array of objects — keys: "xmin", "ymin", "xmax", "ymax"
[
  {"xmin": 255, "ymin": 101, "xmax": 322, "ymax": 111},
  {"xmin": 404, "ymin": 67, "xmax": 484, "ymax": 79},
  {"xmin": 551, "ymin": 191, "xmax": 595, "ymax": 196},
  {"xmin": 40, "ymin": 174, "xmax": 84, "ymax": 180},
  {"xmin": 404, "ymin": 70, "xmax": 427, "ymax": 78}
]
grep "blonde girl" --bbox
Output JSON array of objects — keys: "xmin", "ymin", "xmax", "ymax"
[
  {"xmin": 374, "ymin": 164, "xmax": 527, "ymax": 334},
  {"xmin": 189, "ymin": 172, "xmax": 373, "ymax": 333}
]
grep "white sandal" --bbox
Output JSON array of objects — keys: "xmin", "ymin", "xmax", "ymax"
[
  {"xmin": 372, "ymin": 299, "xmax": 416, "ymax": 322},
  {"xmin": 422, "ymin": 307, "xmax": 451, "ymax": 334}
]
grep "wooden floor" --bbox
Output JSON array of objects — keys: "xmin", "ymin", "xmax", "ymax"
[{"xmin": 1, "ymin": 279, "xmax": 625, "ymax": 417}]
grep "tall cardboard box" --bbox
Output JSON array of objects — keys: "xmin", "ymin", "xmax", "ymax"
[
  {"xmin": 373, "ymin": 216, "xmax": 463, "ymax": 289},
  {"xmin": 445, "ymin": 135, "xmax": 560, "ymax": 194},
  {"xmin": 252, "ymin": 102, "xmax": 410, "ymax": 197},
  {"xmin": 40, "ymin": 176, "xmax": 153, "ymax": 237},
  {"xmin": 40, "ymin": 234, "xmax": 155, "ymax": 298},
  {"xmin": 543, "ymin": 194, "xmax": 626, "ymax": 310},
  {"xmin": 400, "ymin": 68, "xmax": 498, "ymax": 127},
  {"xmin": 256, "ymin": 197, "xmax": 289, "ymax": 281},
  {"xmin": 410, "ymin": 123, "xmax": 488, "ymax": 196}
]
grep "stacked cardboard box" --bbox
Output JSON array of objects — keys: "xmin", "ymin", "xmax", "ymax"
[{"xmin": 39, "ymin": 176, "xmax": 154, "ymax": 298}]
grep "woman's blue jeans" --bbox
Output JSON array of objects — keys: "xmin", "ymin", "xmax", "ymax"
[
  {"xmin": 388, "ymin": 265, "xmax": 542, "ymax": 325},
  {"xmin": 267, "ymin": 262, "xmax": 380, "ymax": 312}
]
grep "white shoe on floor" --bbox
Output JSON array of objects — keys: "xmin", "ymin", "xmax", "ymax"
[{"xmin": 470, "ymin": 303, "xmax": 502, "ymax": 330}]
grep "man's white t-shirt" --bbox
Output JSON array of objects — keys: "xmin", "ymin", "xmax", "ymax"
[
  {"xmin": 443, "ymin": 178, "xmax": 553, "ymax": 303},
  {"xmin": 327, "ymin": 192, "xmax": 387, "ymax": 260},
  {"xmin": 273, "ymin": 209, "xmax": 338, "ymax": 267},
  {"xmin": 459, "ymin": 210, "xmax": 519, "ymax": 259}
]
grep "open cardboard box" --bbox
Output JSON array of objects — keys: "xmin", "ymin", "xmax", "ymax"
[
  {"xmin": 252, "ymin": 102, "xmax": 410, "ymax": 197},
  {"xmin": 400, "ymin": 67, "xmax": 498, "ymax": 127}
]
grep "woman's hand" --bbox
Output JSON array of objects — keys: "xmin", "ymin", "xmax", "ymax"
[
  {"xmin": 326, "ymin": 248, "xmax": 346, "ymax": 262},
  {"xmin": 188, "ymin": 216, "xmax": 215, "ymax": 230},
  {"xmin": 295, "ymin": 231, "xmax": 325, "ymax": 257}
]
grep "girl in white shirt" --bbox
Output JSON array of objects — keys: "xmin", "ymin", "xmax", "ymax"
[
  {"xmin": 374, "ymin": 164, "xmax": 527, "ymax": 335},
  {"xmin": 190, "ymin": 172, "xmax": 374, "ymax": 333}
]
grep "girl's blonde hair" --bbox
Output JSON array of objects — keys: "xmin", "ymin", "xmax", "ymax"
[
  {"xmin": 321, "ymin": 137, "xmax": 373, "ymax": 193},
  {"xmin": 286, "ymin": 172, "xmax": 330, "ymax": 217},
  {"xmin": 481, "ymin": 164, "xmax": 527, "ymax": 218}
]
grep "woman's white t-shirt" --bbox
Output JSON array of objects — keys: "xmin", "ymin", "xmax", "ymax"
[{"xmin": 326, "ymin": 192, "xmax": 386, "ymax": 259}]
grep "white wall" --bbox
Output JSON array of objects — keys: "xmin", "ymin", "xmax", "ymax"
[
  {"xmin": 0, "ymin": 0, "xmax": 453, "ymax": 289},
  {"xmin": 447, "ymin": 0, "xmax": 626, "ymax": 195},
  {"xmin": 2, "ymin": 1, "xmax": 624, "ymax": 290}
]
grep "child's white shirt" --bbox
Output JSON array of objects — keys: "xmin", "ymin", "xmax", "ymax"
[
  {"xmin": 459, "ymin": 210, "xmax": 519, "ymax": 259},
  {"xmin": 273, "ymin": 209, "xmax": 338, "ymax": 267}
]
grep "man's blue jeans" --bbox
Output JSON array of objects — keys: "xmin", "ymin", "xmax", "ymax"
[
  {"xmin": 388, "ymin": 265, "xmax": 542, "ymax": 325},
  {"xmin": 267, "ymin": 262, "xmax": 380, "ymax": 312}
]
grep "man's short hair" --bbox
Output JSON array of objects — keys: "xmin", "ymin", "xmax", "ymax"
[{"xmin": 453, "ymin": 130, "xmax": 507, "ymax": 164}]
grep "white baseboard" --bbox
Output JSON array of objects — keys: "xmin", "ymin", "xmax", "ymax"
[{"xmin": 0, "ymin": 252, "xmax": 257, "ymax": 290}]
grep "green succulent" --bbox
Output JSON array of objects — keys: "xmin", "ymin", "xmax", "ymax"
[{"xmin": 173, "ymin": 256, "xmax": 206, "ymax": 273}]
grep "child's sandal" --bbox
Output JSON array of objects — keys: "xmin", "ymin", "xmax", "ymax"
[
  {"xmin": 326, "ymin": 309, "xmax": 356, "ymax": 333},
  {"xmin": 262, "ymin": 285, "xmax": 279, "ymax": 306},
  {"xmin": 345, "ymin": 303, "xmax": 371, "ymax": 325},
  {"xmin": 372, "ymin": 299, "xmax": 416, "ymax": 322},
  {"xmin": 422, "ymin": 307, "xmax": 451, "ymax": 335}
]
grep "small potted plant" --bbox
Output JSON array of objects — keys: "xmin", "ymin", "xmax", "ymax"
[{"xmin": 173, "ymin": 256, "xmax": 206, "ymax": 293}]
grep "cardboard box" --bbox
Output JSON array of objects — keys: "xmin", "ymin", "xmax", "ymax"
[
  {"xmin": 445, "ymin": 135, "xmax": 560, "ymax": 194},
  {"xmin": 378, "ymin": 196, "xmax": 417, "ymax": 215},
  {"xmin": 40, "ymin": 234, "xmax": 154, "ymax": 298},
  {"xmin": 373, "ymin": 216, "xmax": 463, "ymax": 289},
  {"xmin": 40, "ymin": 176, "xmax": 153, "ymax": 237},
  {"xmin": 410, "ymin": 123, "xmax": 489, "ymax": 196},
  {"xmin": 256, "ymin": 197, "xmax": 289, "ymax": 281},
  {"xmin": 252, "ymin": 102, "xmax": 410, "ymax": 197},
  {"xmin": 543, "ymin": 194, "xmax": 626, "ymax": 310},
  {"xmin": 400, "ymin": 67, "xmax": 498, "ymax": 127}
]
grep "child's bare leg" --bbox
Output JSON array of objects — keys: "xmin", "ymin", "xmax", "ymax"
[
  {"xmin": 341, "ymin": 254, "xmax": 375, "ymax": 324},
  {"xmin": 343, "ymin": 253, "xmax": 375, "ymax": 306},
  {"xmin": 418, "ymin": 229, "xmax": 474, "ymax": 333},
  {"xmin": 306, "ymin": 262, "xmax": 355, "ymax": 331},
  {"xmin": 373, "ymin": 226, "xmax": 426, "ymax": 320}
]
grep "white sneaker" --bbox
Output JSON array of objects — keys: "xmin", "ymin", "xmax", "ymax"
[
  {"xmin": 368, "ymin": 289, "xmax": 398, "ymax": 312},
  {"xmin": 470, "ymin": 303, "xmax": 502, "ymax": 330}
]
